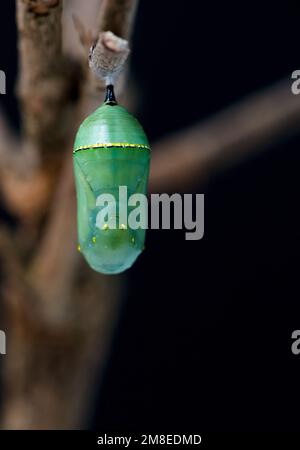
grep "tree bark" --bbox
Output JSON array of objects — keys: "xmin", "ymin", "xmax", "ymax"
[{"xmin": 0, "ymin": 0, "xmax": 139, "ymax": 430}]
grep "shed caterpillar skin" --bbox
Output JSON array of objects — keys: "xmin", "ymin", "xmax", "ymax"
[{"xmin": 73, "ymin": 85, "xmax": 150, "ymax": 274}]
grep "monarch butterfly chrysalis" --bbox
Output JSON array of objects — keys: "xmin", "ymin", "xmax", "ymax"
[{"xmin": 73, "ymin": 84, "xmax": 151, "ymax": 274}]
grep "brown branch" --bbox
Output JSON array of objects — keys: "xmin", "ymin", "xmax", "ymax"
[
  {"xmin": 0, "ymin": 109, "xmax": 47, "ymax": 221},
  {"xmin": 150, "ymin": 78, "xmax": 300, "ymax": 191},
  {"xmin": 0, "ymin": 225, "xmax": 44, "ymax": 342},
  {"xmin": 77, "ymin": 0, "xmax": 135, "ymax": 94},
  {"xmin": 0, "ymin": 226, "xmax": 24, "ymax": 284},
  {"xmin": 72, "ymin": 13, "xmax": 94, "ymax": 54},
  {"xmin": 0, "ymin": 109, "xmax": 21, "ymax": 168},
  {"xmin": 97, "ymin": 0, "xmax": 139, "ymax": 39},
  {"xmin": 28, "ymin": 152, "xmax": 79, "ymax": 321},
  {"xmin": 89, "ymin": 31, "xmax": 130, "ymax": 83},
  {"xmin": 17, "ymin": 0, "xmax": 61, "ymax": 146},
  {"xmin": 16, "ymin": 0, "xmax": 80, "ymax": 150},
  {"xmin": 0, "ymin": 108, "xmax": 39, "ymax": 177},
  {"xmin": 0, "ymin": 0, "xmax": 82, "ymax": 223}
]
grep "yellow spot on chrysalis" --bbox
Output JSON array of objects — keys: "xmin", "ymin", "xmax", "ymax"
[
  {"xmin": 92, "ymin": 236, "xmax": 96, "ymax": 243},
  {"xmin": 102, "ymin": 224, "xmax": 109, "ymax": 231},
  {"xmin": 77, "ymin": 244, "xmax": 81, "ymax": 252},
  {"xmin": 120, "ymin": 224, "xmax": 127, "ymax": 230},
  {"xmin": 131, "ymin": 237, "xmax": 135, "ymax": 244}
]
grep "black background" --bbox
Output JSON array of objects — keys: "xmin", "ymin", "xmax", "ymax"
[{"xmin": 1, "ymin": 1, "xmax": 300, "ymax": 432}]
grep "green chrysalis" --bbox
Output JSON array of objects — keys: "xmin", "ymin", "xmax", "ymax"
[{"xmin": 73, "ymin": 85, "xmax": 150, "ymax": 274}]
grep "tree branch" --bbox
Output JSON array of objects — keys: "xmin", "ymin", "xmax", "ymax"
[
  {"xmin": 97, "ymin": 0, "xmax": 138, "ymax": 39},
  {"xmin": 0, "ymin": 109, "xmax": 46, "ymax": 221},
  {"xmin": 0, "ymin": 109, "xmax": 21, "ymax": 168},
  {"xmin": 150, "ymin": 78, "xmax": 300, "ymax": 191},
  {"xmin": 0, "ymin": 1, "xmax": 82, "ymax": 223},
  {"xmin": 28, "ymin": 153, "xmax": 79, "ymax": 321},
  {"xmin": 16, "ymin": 0, "xmax": 77, "ymax": 149},
  {"xmin": 17, "ymin": 0, "xmax": 61, "ymax": 144}
]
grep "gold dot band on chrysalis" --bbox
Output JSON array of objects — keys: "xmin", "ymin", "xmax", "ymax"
[{"xmin": 73, "ymin": 142, "xmax": 151, "ymax": 153}]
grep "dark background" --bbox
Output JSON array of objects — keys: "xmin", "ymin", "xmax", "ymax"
[{"xmin": 1, "ymin": 0, "xmax": 300, "ymax": 431}]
